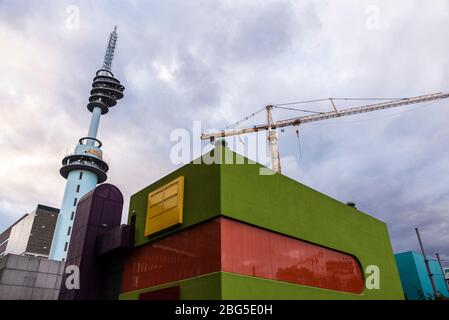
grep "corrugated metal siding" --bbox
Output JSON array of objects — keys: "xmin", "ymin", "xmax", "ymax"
[{"xmin": 5, "ymin": 214, "xmax": 34, "ymax": 256}]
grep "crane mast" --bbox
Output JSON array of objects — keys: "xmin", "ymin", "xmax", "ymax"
[
  {"xmin": 267, "ymin": 105, "xmax": 282, "ymax": 173},
  {"xmin": 201, "ymin": 92, "xmax": 449, "ymax": 173}
]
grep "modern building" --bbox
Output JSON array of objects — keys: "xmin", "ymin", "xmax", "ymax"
[
  {"xmin": 49, "ymin": 26, "xmax": 125, "ymax": 261},
  {"xmin": 0, "ymin": 204, "xmax": 59, "ymax": 259},
  {"xmin": 0, "ymin": 254, "xmax": 64, "ymax": 300},
  {"xmin": 0, "ymin": 215, "xmax": 27, "ymax": 259},
  {"xmin": 58, "ymin": 143, "xmax": 403, "ymax": 300},
  {"xmin": 116, "ymin": 145, "xmax": 404, "ymax": 300},
  {"xmin": 395, "ymin": 251, "xmax": 449, "ymax": 300}
]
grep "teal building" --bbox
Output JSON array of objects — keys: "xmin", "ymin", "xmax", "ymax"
[{"xmin": 395, "ymin": 251, "xmax": 449, "ymax": 300}]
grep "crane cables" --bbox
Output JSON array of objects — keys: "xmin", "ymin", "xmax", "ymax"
[
  {"xmin": 223, "ymin": 106, "xmax": 266, "ymax": 130},
  {"xmin": 274, "ymin": 106, "xmax": 324, "ymax": 114},
  {"xmin": 273, "ymin": 97, "xmax": 409, "ymax": 107},
  {"xmin": 219, "ymin": 97, "xmax": 411, "ymax": 132}
]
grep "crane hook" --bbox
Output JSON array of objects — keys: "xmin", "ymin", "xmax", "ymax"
[{"xmin": 295, "ymin": 128, "xmax": 302, "ymax": 160}]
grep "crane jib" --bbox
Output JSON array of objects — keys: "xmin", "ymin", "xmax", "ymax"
[{"xmin": 201, "ymin": 92, "xmax": 449, "ymax": 140}]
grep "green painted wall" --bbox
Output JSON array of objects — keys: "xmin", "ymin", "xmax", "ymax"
[
  {"xmin": 119, "ymin": 271, "xmax": 402, "ymax": 300},
  {"xmin": 220, "ymin": 272, "xmax": 399, "ymax": 300},
  {"xmin": 119, "ymin": 272, "xmax": 222, "ymax": 300},
  {"xmin": 126, "ymin": 145, "xmax": 404, "ymax": 299},
  {"xmin": 218, "ymin": 146, "xmax": 404, "ymax": 299}
]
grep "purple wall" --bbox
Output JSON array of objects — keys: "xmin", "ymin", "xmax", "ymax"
[{"xmin": 59, "ymin": 183, "xmax": 124, "ymax": 300}]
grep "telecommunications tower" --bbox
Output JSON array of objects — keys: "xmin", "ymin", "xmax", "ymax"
[{"xmin": 49, "ymin": 26, "xmax": 125, "ymax": 261}]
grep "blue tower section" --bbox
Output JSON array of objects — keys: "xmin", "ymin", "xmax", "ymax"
[{"xmin": 49, "ymin": 26, "xmax": 125, "ymax": 261}]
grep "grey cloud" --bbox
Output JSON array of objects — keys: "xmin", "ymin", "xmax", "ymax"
[{"xmin": 0, "ymin": 0, "xmax": 448, "ymax": 266}]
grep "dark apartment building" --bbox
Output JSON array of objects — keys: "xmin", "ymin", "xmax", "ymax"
[{"xmin": 0, "ymin": 205, "xmax": 59, "ymax": 259}]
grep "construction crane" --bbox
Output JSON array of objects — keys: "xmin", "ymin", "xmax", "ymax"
[{"xmin": 201, "ymin": 92, "xmax": 449, "ymax": 173}]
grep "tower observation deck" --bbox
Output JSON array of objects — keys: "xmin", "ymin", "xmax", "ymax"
[{"xmin": 49, "ymin": 26, "xmax": 125, "ymax": 261}]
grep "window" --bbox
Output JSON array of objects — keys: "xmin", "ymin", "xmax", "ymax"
[
  {"xmin": 79, "ymin": 172, "xmax": 83, "ymax": 180},
  {"xmin": 71, "ymin": 211, "xmax": 75, "ymax": 220},
  {"xmin": 67, "ymin": 227, "xmax": 72, "ymax": 236},
  {"xmin": 64, "ymin": 242, "xmax": 68, "ymax": 252},
  {"xmin": 76, "ymin": 185, "xmax": 80, "ymax": 193},
  {"xmin": 145, "ymin": 176, "xmax": 184, "ymax": 236},
  {"xmin": 73, "ymin": 198, "xmax": 77, "ymax": 206}
]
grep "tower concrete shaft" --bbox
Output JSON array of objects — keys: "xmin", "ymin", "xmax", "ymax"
[{"xmin": 49, "ymin": 27, "xmax": 125, "ymax": 261}]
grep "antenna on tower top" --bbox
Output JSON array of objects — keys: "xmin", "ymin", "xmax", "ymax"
[
  {"xmin": 87, "ymin": 26, "xmax": 125, "ymax": 115},
  {"xmin": 102, "ymin": 26, "xmax": 119, "ymax": 71}
]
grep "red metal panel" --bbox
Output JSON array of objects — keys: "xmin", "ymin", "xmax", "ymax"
[
  {"xmin": 221, "ymin": 218, "xmax": 364, "ymax": 294},
  {"xmin": 121, "ymin": 219, "xmax": 221, "ymax": 293},
  {"xmin": 122, "ymin": 217, "xmax": 364, "ymax": 294}
]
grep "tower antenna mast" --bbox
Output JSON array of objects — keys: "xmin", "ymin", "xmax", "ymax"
[
  {"xmin": 102, "ymin": 25, "xmax": 118, "ymax": 72},
  {"xmin": 49, "ymin": 26, "xmax": 125, "ymax": 261}
]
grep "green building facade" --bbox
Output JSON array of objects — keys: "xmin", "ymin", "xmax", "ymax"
[{"xmin": 119, "ymin": 145, "xmax": 404, "ymax": 300}]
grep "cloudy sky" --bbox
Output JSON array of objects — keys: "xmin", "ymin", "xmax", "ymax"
[{"xmin": 0, "ymin": 0, "xmax": 448, "ymax": 265}]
